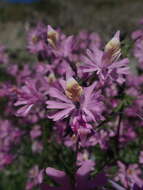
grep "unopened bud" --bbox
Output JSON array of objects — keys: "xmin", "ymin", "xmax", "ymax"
[
  {"xmin": 105, "ymin": 31, "xmax": 121, "ymax": 62},
  {"xmin": 65, "ymin": 77, "xmax": 83, "ymax": 102}
]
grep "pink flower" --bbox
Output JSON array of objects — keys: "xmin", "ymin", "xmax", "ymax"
[
  {"xmin": 115, "ymin": 161, "xmax": 143, "ymax": 188},
  {"xmin": 77, "ymin": 150, "xmax": 93, "ymax": 166},
  {"xmin": 118, "ymin": 121, "xmax": 137, "ymax": 144},
  {"xmin": 81, "ymin": 31, "xmax": 129, "ymax": 83},
  {"xmin": 26, "ymin": 165, "xmax": 44, "ymax": 190},
  {"xmin": 47, "ymin": 25, "xmax": 74, "ymax": 58},
  {"xmin": 46, "ymin": 77, "xmax": 104, "ymax": 124},
  {"xmin": 0, "ymin": 153, "xmax": 13, "ymax": 169},
  {"xmin": 30, "ymin": 125, "xmax": 42, "ymax": 140},
  {"xmin": 70, "ymin": 113, "xmax": 92, "ymax": 144},
  {"xmin": 42, "ymin": 160, "xmax": 107, "ymax": 190},
  {"xmin": 27, "ymin": 24, "xmax": 47, "ymax": 55},
  {"xmin": 84, "ymin": 129, "xmax": 114, "ymax": 149},
  {"xmin": 14, "ymin": 80, "xmax": 45, "ymax": 117}
]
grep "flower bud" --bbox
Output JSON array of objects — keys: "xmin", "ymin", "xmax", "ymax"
[
  {"xmin": 105, "ymin": 31, "xmax": 121, "ymax": 62},
  {"xmin": 65, "ymin": 77, "xmax": 83, "ymax": 102},
  {"xmin": 47, "ymin": 25, "xmax": 59, "ymax": 48}
]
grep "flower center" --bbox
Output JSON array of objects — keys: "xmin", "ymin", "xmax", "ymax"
[
  {"xmin": 32, "ymin": 35, "xmax": 38, "ymax": 44},
  {"xmin": 127, "ymin": 168, "xmax": 134, "ymax": 175}
]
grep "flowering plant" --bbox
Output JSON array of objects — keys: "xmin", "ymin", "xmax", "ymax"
[{"xmin": 0, "ymin": 21, "xmax": 143, "ymax": 190}]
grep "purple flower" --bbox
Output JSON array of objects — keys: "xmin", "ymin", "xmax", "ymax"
[
  {"xmin": 115, "ymin": 161, "xmax": 143, "ymax": 188},
  {"xmin": 30, "ymin": 125, "xmax": 42, "ymax": 140},
  {"xmin": 71, "ymin": 30, "xmax": 101, "ymax": 63},
  {"xmin": 26, "ymin": 165, "xmax": 44, "ymax": 190},
  {"xmin": 27, "ymin": 24, "xmax": 48, "ymax": 55},
  {"xmin": 70, "ymin": 113, "xmax": 92, "ymax": 144},
  {"xmin": 83, "ymin": 129, "xmax": 115, "ymax": 149},
  {"xmin": 81, "ymin": 31, "xmax": 129, "ymax": 83},
  {"xmin": 109, "ymin": 180, "xmax": 126, "ymax": 190},
  {"xmin": 77, "ymin": 150, "xmax": 92, "ymax": 166},
  {"xmin": 0, "ymin": 153, "xmax": 13, "ymax": 169},
  {"xmin": 46, "ymin": 77, "xmax": 104, "ymax": 125},
  {"xmin": 0, "ymin": 119, "xmax": 22, "ymax": 169},
  {"xmin": 14, "ymin": 80, "xmax": 45, "ymax": 117},
  {"xmin": 47, "ymin": 25, "xmax": 74, "ymax": 58},
  {"xmin": 118, "ymin": 120, "xmax": 137, "ymax": 144},
  {"xmin": 41, "ymin": 160, "xmax": 107, "ymax": 190},
  {"xmin": 110, "ymin": 181, "xmax": 143, "ymax": 190},
  {"xmin": 132, "ymin": 184, "xmax": 143, "ymax": 190},
  {"xmin": 132, "ymin": 30, "xmax": 143, "ymax": 41}
]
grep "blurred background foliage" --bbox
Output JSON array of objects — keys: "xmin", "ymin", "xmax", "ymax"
[{"xmin": 0, "ymin": 0, "xmax": 143, "ymax": 49}]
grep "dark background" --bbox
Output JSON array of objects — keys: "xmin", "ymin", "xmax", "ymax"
[{"xmin": 0, "ymin": 0, "xmax": 143, "ymax": 50}]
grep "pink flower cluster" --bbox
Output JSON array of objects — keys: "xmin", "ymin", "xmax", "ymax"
[
  {"xmin": 0, "ymin": 119, "xmax": 22, "ymax": 169},
  {"xmin": 1, "ymin": 21, "xmax": 143, "ymax": 190}
]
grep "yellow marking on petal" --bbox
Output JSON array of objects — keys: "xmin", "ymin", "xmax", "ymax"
[
  {"xmin": 65, "ymin": 77, "xmax": 83, "ymax": 102},
  {"xmin": 105, "ymin": 31, "xmax": 121, "ymax": 62},
  {"xmin": 32, "ymin": 35, "xmax": 38, "ymax": 44},
  {"xmin": 127, "ymin": 168, "xmax": 133, "ymax": 175},
  {"xmin": 71, "ymin": 134, "xmax": 78, "ymax": 142},
  {"xmin": 83, "ymin": 151, "xmax": 89, "ymax": 161},
  {"xmin": 48, "ymin": 73, "xmax": 56, "ymax": 83},
  {"xmin": 47, "ymin": 27, "xmax": 59, "ymax": 48}
]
